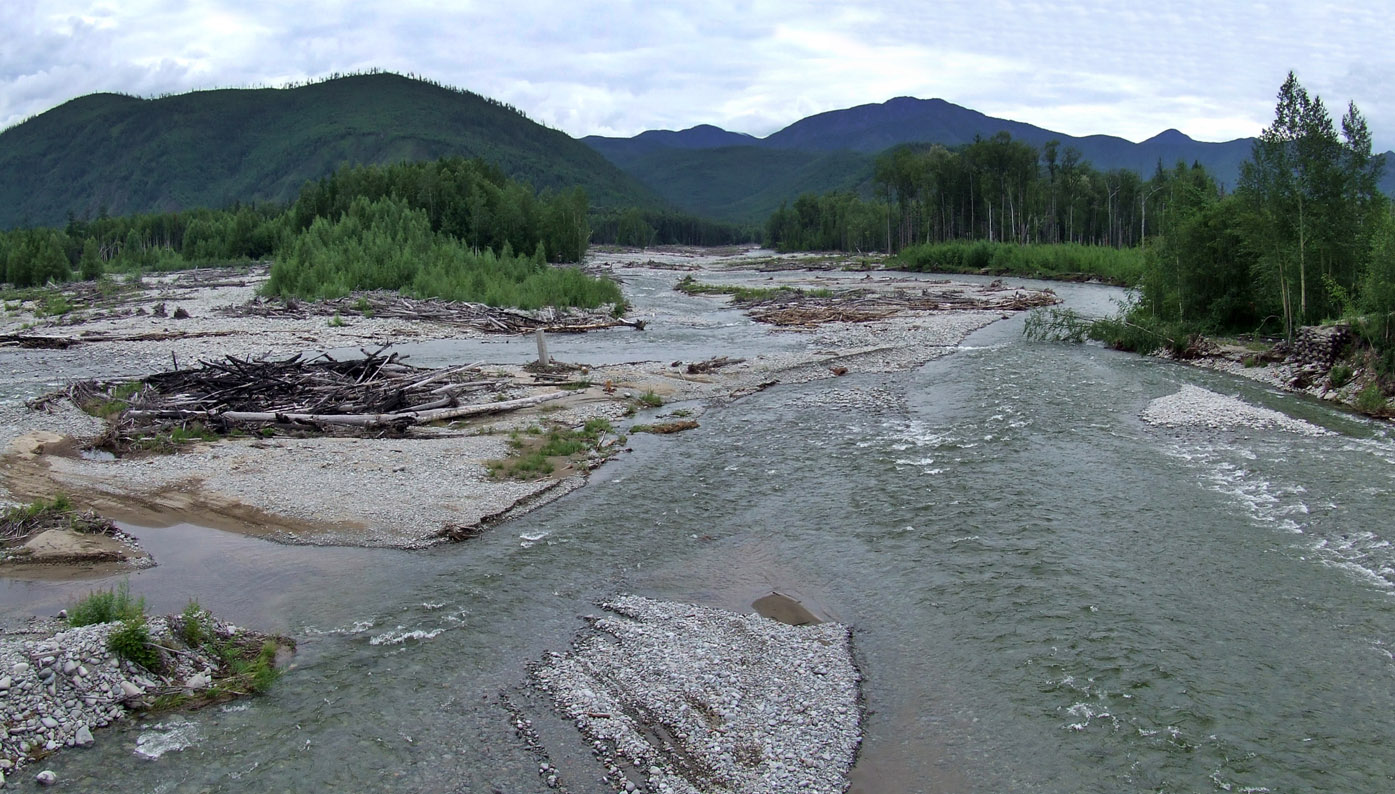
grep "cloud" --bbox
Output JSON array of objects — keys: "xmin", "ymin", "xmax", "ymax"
[{"xmin": 2, "ymin": 0, "xmax": 1392, "ymax": 151}]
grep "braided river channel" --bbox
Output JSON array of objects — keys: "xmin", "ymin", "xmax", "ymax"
[{"xmin": 4, "ymin": 272, "xmax": 1394, "ymax": 793}]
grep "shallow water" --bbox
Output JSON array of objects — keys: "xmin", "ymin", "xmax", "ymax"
[{"xmin": 4, "ymin": 272, "xmax": 1395, "ymax": 792}]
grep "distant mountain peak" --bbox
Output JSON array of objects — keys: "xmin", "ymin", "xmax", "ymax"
[{"xmin": 1145, "ymin": 128, "xmax": 1194, "ymax": 145}]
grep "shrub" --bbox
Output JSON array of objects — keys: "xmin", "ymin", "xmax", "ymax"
[
  {"xmin": 1354, "ymin": 383, "xmax": 1389, "ymax": 415},
  {"xmin": 180, "ymin": 600, "xmax": 211, "ymax": 647},
  {"xmin": 108, "ymin": 616, "xmax": 162, "ymax": 671},
  {"xmin": 1329, "ymin": 363, "xmax": 1354, "ymax": 389},
  {"xmin": 68, "ymin": 580, "xmax": 145, "ymax": 626}
]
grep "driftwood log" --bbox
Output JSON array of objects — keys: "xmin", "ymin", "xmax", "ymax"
[
  {"xmin": 62, "ymin": 347, "xmax": 575, "ymax": 444},
  {"xmin": 129, "ymin": 390, "xmax": 569, "ymax": 429}
]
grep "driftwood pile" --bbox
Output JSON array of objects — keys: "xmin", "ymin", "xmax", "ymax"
[
  {"xmin": 684, "ymin": 356, "xmax": 745, "ymax": 375},
  {"xmin": 223, "ymin": 292, "xmax": 642, "ymax": 334},
  {"xmin": 72, "ymin": 347, "xmax": 569, "ymax": 440},
  {"xmin": 0, "ymin": 504, "xmax": 119, "ymax": 546},
  {"xmin": 740, "ymin": 287, "xmax": 1060, "ymax": 327}
]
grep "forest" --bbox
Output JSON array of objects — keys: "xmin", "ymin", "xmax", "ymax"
[
  {"xmin": 764, "ymin": 131, "xmax": 1180, "ymax": 254},
  {"xmin": 767, "ymin": 74, "xmax": 1395, "ymax": 381},
  {"xmin": 0, "ymin": 157, "xmax": 623, "ymax": 310}
]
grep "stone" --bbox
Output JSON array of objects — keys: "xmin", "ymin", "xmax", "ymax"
[
  {"xmin": 62, "ymin": 660, "xmax": 78, "ymax": 676},
  {"xmin": 184, "ymin": 672, "xmax": 210, "ymax": 690},
  {"xmin": 0, "ymin": 675, "xmax": 9, "ymax": 690},
  {"xmin": 74, "ymin": 725, "xmax": 94, "ymax": 747},
  {"xmin": 35, "ymin": 769, "xmax": 57, "ymax": 786},
  {"xmin": 40, "ymin": 716, "xmax": 59, "ymax": 729},
  {"xmin": 120, "ymin": 680, "xmax": 143, "ymax": 698}
]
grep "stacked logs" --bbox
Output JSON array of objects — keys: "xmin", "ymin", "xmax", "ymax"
[{"xmin": 1292, "ymin": 324, "xmax": 1351, "ymax": 369}]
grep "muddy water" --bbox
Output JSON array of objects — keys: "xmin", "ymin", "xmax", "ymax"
[{"xmin": 4, "ymin": 274, "xmax": 1395, "ymax": 792}]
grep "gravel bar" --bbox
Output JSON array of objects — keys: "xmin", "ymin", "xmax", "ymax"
[
  {"xmin": 533, "ymin": 595, "xmax": 861, "ymax": 794},
  {"xmin": 1141, "ymin": 384, "xmax": 1330, "ymax": 436}
]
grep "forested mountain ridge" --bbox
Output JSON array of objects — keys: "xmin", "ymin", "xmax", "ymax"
[
  {"xmin": 584, "ymin": 96, "xmax": 1395, "ymax": 222},
  {"xmin": 0, "ymin": 73, "xmax": 662, "ymax": 229}
]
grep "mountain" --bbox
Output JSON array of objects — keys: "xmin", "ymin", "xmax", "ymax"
[
  {"xmin": 586, "ymin": 124, "xmax": 758, "ymax": 165},
  {"xmin": 0, "ymin": 73, "xmax": 662, "ymax": 229},
  {"xmin": 585, "ymin": 96, "xmax": 1395, "ymax": 222}
]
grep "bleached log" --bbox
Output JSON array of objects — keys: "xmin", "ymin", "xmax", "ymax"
[{"xmin": 129, "ymin": 390, "xmax": 569, "ymax": 428}]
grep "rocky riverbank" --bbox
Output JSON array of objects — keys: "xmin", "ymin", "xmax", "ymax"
[{"xmin": 0, "ymin": 610, "xmax": 284, "ymax": 785}]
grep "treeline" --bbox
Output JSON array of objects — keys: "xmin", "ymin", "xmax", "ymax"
[
  {"xmin": 0, "ymin": 157, "xmax": 624, "ymax": 310},
  {"xmin": 897, "ymin": 240, "xmax": 1145, "ymax": 286},
  {"xmin": 1117, "ymin": 73, "xmax": 1390, "ymax": 357},
  {"xmin": 590, "ymin": 208, "xmax": 758, "ymax": 248},
  {"xmin": 766, "ymin": 132, "xmax": 1194, "ymax": 253},
  {"xmin": 0, "ymin": 204, "xmax": 286, "ymax": 286},
  {"xmin": 288, "ymin": 157, "xmax": 589, "ymax": 263}
]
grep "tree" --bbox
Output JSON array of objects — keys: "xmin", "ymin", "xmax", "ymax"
[
  {"xmin": 79, "ymin": 237, "xmax": 103, "ymax": 280},
  {"xmin": 1239, "ymin": 71, "xmax": 1385, "ymax": 337}
]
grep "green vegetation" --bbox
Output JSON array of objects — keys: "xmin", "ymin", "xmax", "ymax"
[
  {"xmin": 109, "ymin": 616, "xmax": 162, "ymax": 670},
  {"xmin": 487, "ymin": 418, "xmax": 616, "ymax": 480},
  {"xmin": 599, "ymin": 146, "xmax": 876, "ymax": 224},
  {"xmin": 3, "ymin": 493, "xmax": 74, "ymax": 524},
  {"xmin": 79, "ymin": 380, "xmax": 143, "ymax": 419},
  {"xmin": 1095, "ymin": 75, "xmax": 1387, "ymax": 345},
  {"xmin": 71, "ymin": 586, "xmax": 283, "ymax": 696},
  {"xmin": 180, "ymin": 600, "xmax": 210, "ymax": 646},
  {"xmin": 67, "ymin": 580, "xmax": 146, "ymax": 627},
  {"xmin": 765, "ymin": 133, "xmax": 1184, "ymax": 257},
  {"xmin": 1, "ymin": 154, "xmax": 622, "ymax": 311},
  {"xmin": 267, "ymin": 194, "xmax": 618, "ymax": 309},
  {"xmin": 589, "ymin": 207, "xmax": 758, "ymax": 247},
  {"xmin": 675, "ymin": 275, "xmax": 834, "ymax": 302},
  {"xmin": 896, "ymin": 240, "xmax": 1144, "ymax": 285},
  {"xmin": 0, "ymin": 71, "xmax": 658, "ymax": 230},
  {"xmin": 0, "ymin": 494, "xmax": 120, "ymax": 541},
  {"xmin": 1025, "ymin": 73, "xmax": 1395, "ymax": 411},
  {"xmin": 636, "ymin": 390, "xmax": 663, "ymax": 408},
  {"xmin": 1355, "ymin": 383, "xmax": 1389, "ymax": 415}
]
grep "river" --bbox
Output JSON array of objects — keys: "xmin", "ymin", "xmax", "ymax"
[{"xmin": 2, "ymin": 271, "xmax": 1393, "ymax": 793}]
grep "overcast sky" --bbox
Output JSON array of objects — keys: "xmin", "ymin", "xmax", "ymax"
[{"xmin": 4, "ymin": 1, "xmax": 1393, "ymax": 151}]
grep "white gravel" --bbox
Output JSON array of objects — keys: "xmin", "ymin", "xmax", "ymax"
[
  {"xmin": 1141, "ymin": 384, "xmax": 1331, "ymax": 436},
  {"xmin": 533, "ymin": 595, "xmax": 861, "ymax": 794}
]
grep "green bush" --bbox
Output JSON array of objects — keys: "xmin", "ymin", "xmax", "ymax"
[
  {"xmin": 180, "ymin": 600, "xmax": 210, "ymax": 647},
  {"xmin": 68, "ymin": 580, "xmax": 146, "ymax": 626},
  {"xmin": 108, "ymin": 616, "xmax": 162, "ymax": 671},
  {"xmin": 1329, "ymin": 364, "xmax": 1354, "ymax": 389},
  {"xmin": 265, "ymin": 196, "xmax": 621, "ymax": 310},
  {"xmin": 1355, "ymin": 383, "xmax": 1388, "ymax": 415}
]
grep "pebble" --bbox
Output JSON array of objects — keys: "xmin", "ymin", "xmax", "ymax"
[{"xmin": 35, "ymin": 769, "xmax": 56, "ymax": 786}]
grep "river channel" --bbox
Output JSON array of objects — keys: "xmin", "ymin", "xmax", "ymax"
[{"xmin": 2, "ymin": 270, "xmax": 1393, "ymax": 793}]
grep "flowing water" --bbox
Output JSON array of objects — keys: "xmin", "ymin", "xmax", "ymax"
[{"xmin": 3, "ymin": 273, "xmax": 1394, "ymax": 793}]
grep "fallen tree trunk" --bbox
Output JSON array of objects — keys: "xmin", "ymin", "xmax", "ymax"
[{"xmin": 129, "ymin": 390, "xmax": 570, "ymax": 429}]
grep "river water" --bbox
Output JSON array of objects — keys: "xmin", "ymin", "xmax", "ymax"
[{"xmin": 3, "ymin": 271, "xmax": 1394, "ymax": 793}]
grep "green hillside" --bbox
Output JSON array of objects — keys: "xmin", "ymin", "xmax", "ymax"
[
  {"xmin": 0, "ymin": 72, "xmax": 661, "ymax": 229},
  {"xmin": 618, "ymin": 146, "xmax": 875, "ymax": 223}
]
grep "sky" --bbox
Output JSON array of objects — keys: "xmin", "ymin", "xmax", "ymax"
[{"xmin": 4, "ymin": 0, "xmax": 1394, "ymax": 151}]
